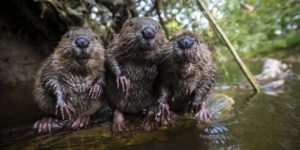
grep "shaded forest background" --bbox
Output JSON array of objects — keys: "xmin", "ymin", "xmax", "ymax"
[{"xmin": 0, "ymin": 0, "xmax": 299, "ymax": 84}]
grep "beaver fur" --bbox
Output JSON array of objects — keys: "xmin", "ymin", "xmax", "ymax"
[
  {"xmin": 106, "ymin": 17, "xmax": 166, "ymax": 133},
  {"xmin": 33, "ymin": 28, "xmax": 106, "ymax": 133},
  {"xmin": 155, "ymin": 31, "xmax": 216, "ymax": 125}
]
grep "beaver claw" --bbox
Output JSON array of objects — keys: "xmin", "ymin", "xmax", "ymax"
[
  {"xmin": 116, "ymin": 75, "xmax": 130, "ymax": 92},
  {"xmin": 89, "ymin": 83, "xmax": 103, "ymax": 99},
  {"xmin": 70, "ymin": 116, "xmax": 90, "ymax": 130},
  {"xmin": 112, "ymin": 121, "xmax": 126, "ymax": 135},
  {"xmin": 55, "ymin": 99, "xmax": 75, "ymax": 120},
  {"xmin": 155, "ymin": 103, "xmax": 178, "ymax": 126},
  {"xmin": 33, "ymin": 117, "xmax": 63, "ymax": 134},
  {"xmin": 194, "ymin": 104, "xmax": 212, "ymax": 123},
  {"xmin": 142, "ymin": 112, "xmax": 158, "ymax": 131},
  {"xmin": 112, "ymin": 110, "xmax": 126, "ymax": 134},
  {"xmin": 146, "ymin": 65, "xmax": 158, "ymax": 80},
  {"xmin": 190, "ymin": 100, "xmax": 202, "ymax": 114}
]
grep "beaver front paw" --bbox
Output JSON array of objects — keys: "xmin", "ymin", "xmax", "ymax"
[
  {"xmin": 146, "ymin": 65, "xmax": 158, "ymax": 80},
  {"xmin": 116, "ymin": 75, "xmax": 130, "ymax": 92},
  {"xmin": 89, "ymin": 82, "xmax": 103, "ymax": 99},
  {"xmin": 55, "ymin": 99, "xmax": 75, "ymax": 120}
]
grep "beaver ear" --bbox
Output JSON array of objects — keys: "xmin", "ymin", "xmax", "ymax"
[
  {"xmin": 157, "ymin": 24, "xmax": 161, "ymax": 30},
  {"xmin": 196, "ymin": 37, "xmax": 204, "ymax": 44},
  {"xmin": 123, "ymin": 20, "xmax": 133, "ymax": 27},
  {"xmin": 64, "ymin": 32, "xmax": 71, "ymax": 39}
]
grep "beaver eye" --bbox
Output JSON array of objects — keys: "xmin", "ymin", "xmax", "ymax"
[
  {"xmin": 65, "ymin": 33, "xmax": 70, "ymax": 38},
  {"xmin": 198, "ymin": 38, "xmax": 204, "ymax": 43},
  {"xmin": 128, "ymin": 21, "xmax": 134, "ymax": 27}
]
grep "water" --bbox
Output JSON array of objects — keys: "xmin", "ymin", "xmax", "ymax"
[{"xmin": 0, "ymin": 61, "xmax": 300, "ymax": 150}]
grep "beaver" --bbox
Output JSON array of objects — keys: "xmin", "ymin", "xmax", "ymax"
[
  {"xmin": 33, "ymin": 28, "xmax": 106, "ymax": 133},
  {"xmin": 106, "ymin": 17, "xmax": 166, "ymax": 133},
  {"xmin": 154, "ymin": 31, "xmax": 216, "ymax": 125}
]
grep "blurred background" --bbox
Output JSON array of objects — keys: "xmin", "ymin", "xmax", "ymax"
[{"xmin": 0, "ymin": 0, "xmax": 299, "ymax": 84}]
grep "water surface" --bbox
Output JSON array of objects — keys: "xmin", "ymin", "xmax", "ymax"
[{"xmin": 0, "ymin": 61, "xmax": 299, "ymax": 150}]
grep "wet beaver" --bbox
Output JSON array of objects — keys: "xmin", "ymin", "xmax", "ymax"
[
  {"xmin": 33, "ymin": 28, "xmax": 106, "ymax": 133},
  {"xmin": 155, "ymin": 31, "xmax": 216, "ymax": 125},
  {"xmin": 106, "ymin": 17, "xmax": 166, "ymax": 133}
]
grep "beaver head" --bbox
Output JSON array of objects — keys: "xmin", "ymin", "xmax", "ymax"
[
  {"xmin": 164, "ymin": 31, "xmax": 211, "ymax": 74},
  {"xmin": 57, "ymin": 28, "xmax": 103, "ymax": 63},
  {"xmin": 113, "ymin": 17, "xmax": 165, "ymax": 60}
]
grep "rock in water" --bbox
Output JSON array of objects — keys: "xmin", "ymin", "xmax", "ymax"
[{"xmin": 205, "ymin": 93, "xmax": 235, "ymax": 121}]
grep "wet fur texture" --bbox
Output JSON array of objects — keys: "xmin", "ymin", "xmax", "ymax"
[
  {"xmin": 33, "ymin": 28, "xmax": 106, "ymax": 119},
  {"xmin": 106, "ymin": 17, "xmax": 165, "ymax": 113},
  {"xmin": 157, "ymin": 31, "xmax": 215, "ymax": 113}
]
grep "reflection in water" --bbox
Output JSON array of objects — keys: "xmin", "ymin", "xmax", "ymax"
[{"xmin": 201, "ymin": 123, "xmax": 229, "ymax": 142}]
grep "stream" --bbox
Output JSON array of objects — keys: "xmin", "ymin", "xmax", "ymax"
[{"xmin": 0, "ymin": 60, "xmax": 299, "ymax": 150}]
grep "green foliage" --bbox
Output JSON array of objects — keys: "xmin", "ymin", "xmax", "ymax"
[
  {"xmin": 165, "ymin": 20, "xmax": 181, "ymax": 36},
  {"xmin": 214, "ymin": 0, "xmax": 300, "ymax": 54},
  {"xmin": 134, "ymin": 0, "xmax": 300, "ymax": 56},
  {"xmin": 63, "ymin": 0, "xmax": 300, "ymax": 56},
  {"xmin": 87, "ymin": 0, "xmax": 300, "ymax": 83},
  {"xmin": 150, "ymin": 0, "xmax": 299, "ymax": 83}
]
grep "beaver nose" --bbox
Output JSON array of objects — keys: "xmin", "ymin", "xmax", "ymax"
[
  {"xmin": 142, "ymin": 27, "xmax": 156, "ymax": 39},
  {"xmin": 75, "ymin": 37, "xmax": 90, "ymax": 48},
  {"xmin": 178, "ymin": 36, "xmax": 194, "ymax": 49}
]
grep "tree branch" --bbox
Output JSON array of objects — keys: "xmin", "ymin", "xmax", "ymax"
[
  {"xmin": 197, "ymin": 0, "xmax": 261, "ymax": 93},
  {"xmin": 154, "ymin": 0, "xmax": 169, "ymax": 39}
]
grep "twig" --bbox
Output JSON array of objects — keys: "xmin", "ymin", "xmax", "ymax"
[
  {"xmin": 154, "ymin": 0, "xmax": 169, "ymax": 39},
  {"xmin": 197, "ymin": 0, "xmax": 261, "ymax": 93}
]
